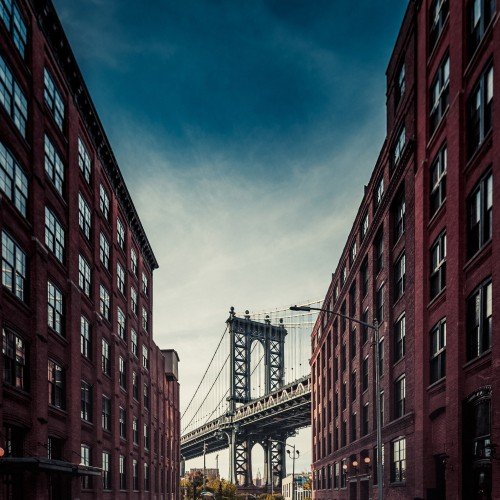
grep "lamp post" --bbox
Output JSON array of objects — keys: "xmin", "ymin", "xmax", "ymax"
[
  {"xmin": 203, "ymin": 442, "xmax": 208, "ymax": 494},
  {"xmin": 290, "ymin": 305, "xmax": 383, "ymax": 500},
  {"xmin": 271, "ymin": 438, "xmax": 299, "ymax": 500}
]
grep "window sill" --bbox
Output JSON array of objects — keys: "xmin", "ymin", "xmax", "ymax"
[
  {"xmin": 428, "ymin": 287, "xmax": 446, "ymax": 310},
  {"xmin": 426, "ymin": 107, "xmax": 449, "ymax": 152},
  {"xmin": 463, "ymin": 349, "xmax": 491, "ymax": 374},
  {"xmin": 427, "ymin": 17, "xmax": 450, "ymax": 69},
  {"xmin": 390, "ymin": 481, "xmax": 407, "ymax": 487},
  {"xmin": 2, "ymin": 384, "xmax": 31, "ymax": 402},
  {"xmin": 465, "ymin": 130, "xmax": 493, "ymax": 175},
  {"xmin": 428, "ymin": 201, "xmax": 446, "ymax": 232},
  {"xmin": 463, "ymin": 240, "xmax": 492, "ymax": 274},
  {"xmin": 427, "ymin": 377, "xmax": 446, "ymax": 394},
  {"xmin": 464, "ymin": 18, "xmax": 496, "ymax": 81},
  {"xmin": 1, "ymin": 286, "xmax": 31, "ymax": 313},
  {"xmin": 393, "ymin": 355, "xmax": 405, "ymax": 368}
]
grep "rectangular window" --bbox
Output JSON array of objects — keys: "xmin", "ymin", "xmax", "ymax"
[
  {"xmin": 99, "ymin": 184, "xmax": 110, "ymax": 220},
  {"xmin": 468, "ymin": 65, "xmax": 493, "ymax": 156},
  {"xmin": 0, "ymin": 141, "xmax": 28, "ymax": 216},
  {"xmin": 1, "ymin": 231, "xmax": 26, "ymax": 301},
  {"xmin": 376, "ymin": 284, "xmax": 384, "ymax": 323},
  {"xmin": 379, "ymin": 338, "xmax": 385, "ymax": 377},
  {"xmin": 360, "ymin": 212, "xmax": 369, "ymax": 241},
  {"xmin": 101, "ymin": 339, "xmax": 110, "ymax": 376},
  {"xmin": 375, "ymin": 176, "xmax": 384, "ymax": 209},
  {"xmin": 350, "ymin": 412, "xmax": 357, "ymax": 442},
  {"xmin": 102, "ymin": 395, "xmax": 111, "ymax": 431},
  {"xmin": 81, "ymin": 444, "xmax": 91, "ymax": 489},
  {"xmin": 0, "ymin": 0, "xmax": 27, "ymax": 56},
  {"xmin": 119, "ymin": 455, "xmax": 126, "ymax": 490},
  {"xmin": 131, "ymin": 248, "xmax": 138, "ymax": 275},
  {"xmin": 2, "ymin": 328, "xmax": 27, "ymax": 390},
  {"xmin": 468, "ymin": 171, "xmax": 492, "ymax": 257},
  {"xmin": 142, "ymin": 307, "xmax": 148, "ymax": 333},
  {"xmin": 374, "ymin": 230, "xmax": 384, "ymax": 274},
  {"xmin": 102, "ymin": 451, "xmax": 111, "ymax": 490},
  {"xmin": 469, "ymin": 0, "xmax": 496, "ymax": 56},
  {"xmin": 132, "ymin": 371, "xmax": 139, "ymax": 399},
  {"xmin": 47, "ymin": 281, "xmax": 64, "ymax": 336},
  {"xmin": 117, "ymin": 218, "xmax": 125, "ymax": 249},
  {"xmin": 133, "ymin": 418, "xmax": 139, "ymax": 444},
  {"xmin": 429, "ymin": 0, "xmax": 449, "ymax": 51},
  {"xmin": 131, "ymin": 287, "xmax": 138, "ymax": 315},
  {"xmin": 391, "ymin": 437, "xmax": 406, "ymax": 483},
  {"xmin": 362, "ymin": 403, "xmax": 369, "ymax": 436},
  {"xmin": 350, "ymin": 371, "xmax": 357, "ymax": 402},
  {"xmin": 133, "ymin": 459, "xmax": 139, "ymax": 490},
  {"xmin": 99, "ymin": 285, "xmax": 110, "ymax": 321},
  {"xmin": 349, "ymin": 283, "xmax": 356, "ymax": 317},
  {"xmin": 430, "ymin": 318, "xmax": 446, "ymax": 383},
  {"xmin": 340, "ymin": 458, "xmax": 347, "ymax": 488},
  {"xmin": 117, "ymin": 307, "xmax": 126, "ymax": 340},
  {"xmin": 43, "ymin": 69, "xmax": 65, "ymax": 130},
  {"xmin": 350, "ymin": 241, "xmax": 357, "ymax": 266},
  {"xmin": 144, "ymin": 423, "xmax": 149, "ymax": 450},
  {"xmin": 119, "ymin": 356, "xmax": 126, "ymax": 389},
  {"xmin": 361, "ymin": 309, "xmax": 369, "ymax": 344},
  {"xmin": 393, "ymin": 191, "xmax": 406, "ymax": 240},
  {"xmin": 341, "ymin": 420, "xmax": 346, "ymax": 448},
  {"xmin": 78, "ymin": 255, "xmax": 91, "ymax": 297},
  {"xmin": 131, "ymin": 329, "xmax": 138, "ymax": 357},
  {"xmin": 144, "ymin": 462, "xmax": 150, "ymax": 491},
  {"xmin": 117, "ymin": 262, "xmax": 125, "ymax": 294},
  {"xmin": 44, "ymin": 136, "xmax": 65, "ymax": 195},
  {"xmin": 78, "ymin": 138, "xmax": 91, "ymax": 183},
  {"xmin": 362, "ymin": 357, "xmax": 368, "ymax": 391},
  {"xmin": 350, "ymin": 328, "xmax": 356, "ymax": 360},
  {"xmin": 395, "ymin": 62, "xmax": 405, "ymax": 108},
  {"xmin": 48, "ymin": 359, "xmax": 64, "ymax": 409},
  {"xmin": 430, "ymin": 231, "xmax": 446, "ymax": 299},
  {"xmin": 142, "ymin": 272, "xmax": 148, "ymax": 296},
  {"xmin": 0, "ymin": 54, "xmax": 27, "ymax": 135},
  {"xmin": 78, "ymin": 193, "xmax": 91, "ymax": 239},
  {"xmin": 430, "ymin": 144, "xmax": 447, "ymax": 217},
  {"xmin": 99, "ymin": 233, "xmax": 110, "ymax": 270},
  {"xmin": 430, "ymin": 54, "xmax": 450, "ymax": 133},
  {"xmin": 80, "ymin": 316, "xmax": 91, "ymax": 359},
  {"xmin": 143, "ymin": 382, "xmax": 150, "ymax": 409},
  {"xmin": 360, "ymin": 258, "xmax": 369, "ymax": 298},
  {"xmin": 394, "ymin": 314, "xmax": 406, "ymax": 362},
  {"xmin": 81, "ymin": 380, "xmax": 92, "ymax": 421},
  {"xmin": 394, "ymin": 253, "xmax": 406, "ymax": 302},
  {"xmin": 467, "ymin": 279, "xmax": 492, "ymax": 359},
  {"xmin": 393, "ymin": 126, "xmax": 406, "ymax": 166},
  {"xmin": 45, "ymin": 207, "xmax": 65, "ymax": 262},
  {"xmin": 394, "ymin": 375, "xmax": 406, "ymax": 419},
  {"xmin": 119, "ymin": 407, "xmax": 126, "ymax": 439},
  {"xmin": 340, "ymin": 342, "xmax": 346, "ymax": 372}
]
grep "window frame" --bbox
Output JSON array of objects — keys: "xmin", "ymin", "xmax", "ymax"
[
  {"xmin": 430, "ymin": 231, "xmax": 447, "ymax": 299},
  {"xmin": 430, "ymin": 318, "xmax": 446, "ymax": 383}
]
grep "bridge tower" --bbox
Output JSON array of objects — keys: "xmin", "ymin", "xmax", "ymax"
[{"xmin": 227, "ymin": 307, "xmax": 289, "ymax": 490}]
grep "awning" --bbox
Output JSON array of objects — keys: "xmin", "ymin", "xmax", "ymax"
[{"xmin": 0, "ymin": 457, "xmax": 102, "ymax": 476}]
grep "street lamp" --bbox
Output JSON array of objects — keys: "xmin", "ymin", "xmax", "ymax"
[
  {"xmin": 271, "ymin": 438, "xmax": 299, "ymax": 500},
  {"xmin": 290, "ymin": 304, "xmax": 383, "ymax": 500}
]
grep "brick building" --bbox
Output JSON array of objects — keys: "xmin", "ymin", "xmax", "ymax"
[
  {"xmin": 0, "ymin": 0, "xmax": 180, "ymax": 498},
  {"xmin": 311, "ymin": 1, "xmax": 499, "ymax": 499}
]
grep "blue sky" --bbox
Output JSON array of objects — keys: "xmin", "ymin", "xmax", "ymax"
[{"xmin": 53, "ymin": 0, "xmax": 408, "ymax": 474}]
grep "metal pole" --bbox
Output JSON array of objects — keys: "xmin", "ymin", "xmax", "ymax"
[
  {"xmin": 203, "ymin": 442, "xmax": 207, "ymax": 493},
  {"xmin": 292, "ymin": 445, "xmax": 296, "ymax": 500},
  {"xmin": 373, "ymin": 320, "xmax": 383, "ymax": 500}
]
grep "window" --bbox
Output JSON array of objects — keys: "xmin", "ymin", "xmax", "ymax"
[
  {"xmin": 362, "ymin": 357, "xmax": 369, "ymax": 391},
  {"xmin": 78, "ymin": 138, "xmax": 91, "ymax": 182},
  {"xmin": 333, "ymin": 462, "xmax": 339, "ymax": 489},
  {"xmin": 99, "ymin": 285, "xmax": 110, "ymax": 321},
  {"xmin": 394, "ymin": 253, "xmax": 406, "ymax": 302},
  {"xmin": 144, "ymin": 423, "xmax": 150, "ymax": 450},
  {"xmin": 391, "ymin": 437, "xmax": 406, "ymax": 483},
  {"xmin": 143, "ymin": 382, "xmax": 150, "ymax": 409},
  {"xmin": 360, "ymin": 259, "xmax": 369, "ymax": 298},
  {"xmin": 117, "ymin": 218, "xmax": 125, "ymax": 249},
  {"xmin": 43, "ymin": 69, "xmax": 65, "ymax": 130},
  {"xmin": 2, "ymin": 328, "xmax": 27, "ymax": 390},
  {"xmin": 468, "ymin": 65, "xmax": 493, "ymax": 156},
  {"xmin": 349, "ymin": 283, "xmax": 356, "ymax": 317},
  {"xmin": 102, "ymin": 395, "xmax": 111, "ymax": 431},
  {"xmin": 81, "ymin": 380, "xmax": 92, "ymax": 421},
  {"xmin": 101, "ymin": 339, "xmax": 110, "ymax": 375},
  {"xmin": 395, "ymin": 62, "xmax": 405, "ymax": 107},
  {"xmin": 0, "ymin": 0, "xmax": 27, "ymax": 56},
  {"xmin": 340, "ymin": 342, "xmax": 346, "ymax": 372},
  {"xmin": 119, "ymin": 455, "xmax": 126, "ymax": 490},
  {"xmin": 376, "ymin": 284, "xmax": 384, "ymax": 323},
  {"xmin": 142, "ymin": 307, "xmax": 148, "ymax": 333},
  {"xmin": 374, "ymin": 230, "xmax": 384, "ymax": 274},
  {"xmin": 350, "ymin": 328, "xmax": 356, "ymax": 360},
  {"xmin": 131, "ymin": 287, "xmax": 138, "ymax": 315},
  {"xmin": 80, "ymin": 316, "xmax": 91, "ymax": 359},
  {"xmin": 393, "ymin": 191, "xmax": 406, "ymax": 240},
  {"xmin": 132, "ymin": 371, "xmax": 139, "ymax": 399},
  {"xmin": 0, "ymin": 141, "xmax": 28, "ymax": 216},
  {"xmin": 430, "ymin": 54, "xmax": 450, "ymax": 133},
  {"xmin": 362, "ymin": 404, "xmax": 369, "ymax": 436},
  {"xmin": 340, "ymin": 458, "xmax": 347, "ymax": 488},
  {"xmin": 78, "ymin": 193, "xmax": 91, "ymax": 239},
  {"xmin": 467, "ymin": 279, "xmax": 492, "ymax": 359},
  {"xmin": 393, "ymin": 126, "xmax": 406, "ymax": 167},
  {"xmin": 430, "ymin": 144, "xmax": 447, "ymax": 217},
  {"xmin": 361, "ymin": 309, "xmax": 369, "ymax": 344},
  {"xmin": 468, "ymin": 171, "xmax": 492, "ymax": 257},
  {"xmin": 375, "ymin": 176, "xmax": 384, "ymax": 209},
  {"xmin": 99, "ymin": 184, "xmax": 110, "ymax": 220},
  {"xmin": 131, "ymin": 248, "xmax": 138, "ymax": 275},
  {"xmin": 81, "ymin": 444, "xmax": 91, "ymax": 489},
  {"xmin": 430, "ymin": 318, "xmax": 446, "ymax": 383},
  {"xmin": 131, "ymin": 329, "xmax": 138, "ymax": 357},
  {"xmin": 119, "ymin": 356, "xmax": 126, "ymax": 389},
  {"xmin": 0, "ymin": 55, "xmax": 27, "ymax": 136},
  {"xmin": 360, "ymin": 212, "xmax": 369, "ymax": 241},
  {"xmin": 117, "ymin": 307, "xmax": 126, "ymax": 340},
  {"xmin": 379, "ymin": 338, "xmax": 385, "ymax": 377},
  {"xmin": 48, "ymin": 359, "xmax": 64, "ymax": 409},
  {"xmin": 1, "ymin": 231, "xmax": 26, "ymax": 301},
  {"xmin": 394, "ymin": 314, "xmax": 406, "ymax": 362},
  {"xmin": 133, "ymin": 459, "xmax": 139, "ymax": 490},
  {"xmin": 144, "ymin": 462, "xmax": 150, "ymax": 491},
  {"xmin": 117, "ymin": 262, "xmax": 125, "ymax": 294},
  {"xmin": 142, "ymin": 345, "xmax": 149, "ymax": 370},
  {"xmin": 340, "ymin": 265, "xmax": 346, "ymax": 287},
  {"xmin": 44, "ymin": 136, "xmax": 65, "ymax": 195},
  {"xmin": 45, "ymin": 207, "xmax": 65, "ymax": 262},
  {"xmin": 142, "ymin": 272, "xmax": 148, "ymax": 295},
  {"xmin": 99, "ymin": 233, "xmax": 110, "ymax": 270},
  {"xmin": 47, "ymin": 436, "xmax": 63, "ymax": 460},
  {"xmin": 350, "ymin": 412, "xmax": 357, "ymax": 442},
  {"xmin": 350, "ymin": 371, "xmax": 357, "ymax": 401},
  {"xmin": 394, "ymin": 375, "xmax": 406, "ymax": 418},
  {"xmin": 430, "ymin": 231, "xmax": 446, "ymax": 299},
  {"xmin": 102, "ymin": 452, "xmax": 111, "ymax": 490},
  {"xmin": 119, "ymin": 407, "xmax": 126, "ymax": 439},
  {"xmin": 133, "ymin": 417, "xmax": 139, "ymax": 444},
  {"xmin": 341, "ymin": 420, "xmax": 347, "ymax": 448},
  {"xmin": 429, "ymin": 0, "xmax": 449, "ymax": 51},
  {"xmin": 469, "ymin": 0, "xmax": 496, "ymax": 56},
  {"xmin": 350, "ymin": 241, "xmax": 357, "ymax": 266},
  {"xmin": 78, "ymin": 255, "xmax": 91, "ymax": 297},
  {"xmin": 47, "ymin": 281, "xmax": 64, "ymax": 336}
]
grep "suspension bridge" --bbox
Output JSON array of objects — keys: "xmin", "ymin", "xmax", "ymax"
[{"xmin": 180, "ymin": 300, "xmax": 322, "ymax": 493}]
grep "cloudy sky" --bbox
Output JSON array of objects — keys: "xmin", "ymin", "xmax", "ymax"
[{"xmin": 53, "ymin": 0, "xmax": 408, "ymax": 476}]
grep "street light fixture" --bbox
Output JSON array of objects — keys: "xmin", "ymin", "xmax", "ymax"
[
  {"xmin": 271, "ymin": 438, "xmax": 299, "ymax": 500},
  {"xmin": 290, "ymin": 304, "xmax": 383, "ymax": 500}
]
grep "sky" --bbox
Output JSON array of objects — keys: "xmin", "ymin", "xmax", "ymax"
[{"xmin": 53, "ymin": 0, "xmax": 408, "ymax": 477}]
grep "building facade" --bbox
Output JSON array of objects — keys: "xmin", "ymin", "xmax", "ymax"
[
  {"xmin": 311, "ymin": 1, "xmax": 499, "ymax": 499},
  {"xmin": 0, "ymin": 0, "xmax": 180, "ymax": 498}
]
